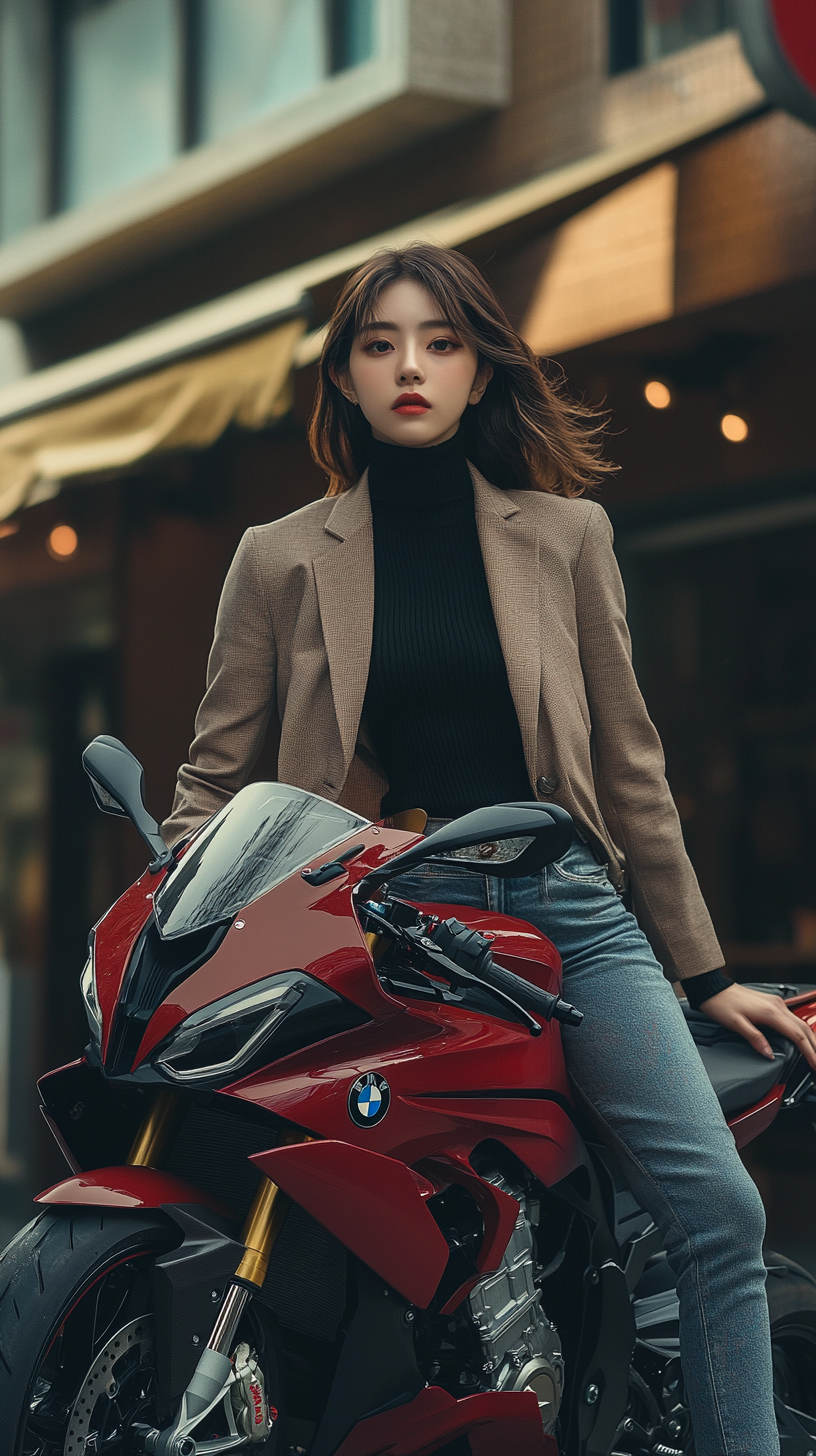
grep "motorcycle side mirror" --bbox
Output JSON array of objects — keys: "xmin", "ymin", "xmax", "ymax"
[
  {"xmin": 82, "ymin": 735, "xmax": 173, "ymax": 873},
  {"xmin": 357, "ymin": 801, "xmax": 574, "ymax": 898}
]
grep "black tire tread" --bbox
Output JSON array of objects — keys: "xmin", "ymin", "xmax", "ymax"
[{"xmin": 0, "ymin": 1207, "xmax": 173, "ymax": 1456}]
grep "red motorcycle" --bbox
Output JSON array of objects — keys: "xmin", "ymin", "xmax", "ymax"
[{"xmin": 2, "ymin": 735, "xmax": 816, "ymax": 1456}]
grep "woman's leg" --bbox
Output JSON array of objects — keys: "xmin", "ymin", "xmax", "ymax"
[{"xmin": 495, "ymin": 842, "xmax": 777, "ymax": 1456}]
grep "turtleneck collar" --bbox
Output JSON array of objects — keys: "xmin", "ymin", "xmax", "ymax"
[{"xmin": 366, "ymin": 428, "xmax": 472, "ymax": 514}]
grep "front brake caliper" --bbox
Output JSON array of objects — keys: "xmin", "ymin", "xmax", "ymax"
[{"xmin": 230, "ymin": 1344, "xmax": 273, "ymax": 1442}]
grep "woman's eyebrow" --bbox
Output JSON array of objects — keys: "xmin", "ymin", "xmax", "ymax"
[{"xmin": 356, "ymin": 318, "xmax": 455, "ymax": 334}]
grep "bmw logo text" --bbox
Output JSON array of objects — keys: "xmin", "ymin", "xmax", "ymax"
[{"xmin": 348, "ymin": 1072, "xmax": 391, "ymax": 1128}]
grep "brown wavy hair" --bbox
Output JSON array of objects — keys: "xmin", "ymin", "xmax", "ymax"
[{"xmin": 308, "ymin": 243, "xmax": 614, "ymax": 497}]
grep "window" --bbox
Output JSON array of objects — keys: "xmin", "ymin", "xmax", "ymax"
[
  {"xmin": 609, "ymin": 0, "xmax": 729, "ymax": 75},
  {"xmin": 198, "ymin": 0, "xmax": 375, "ymax": 143},
  {"xmin": 0, "ymin": 0, "xmax": 50, "ymax": 242},
  {"xmin": 198, "ymin": 1, "xmax": 327, "ymax": 144},
  {"xmin": 328, "ymin": 0, "xmax": 376, "ymax": 72},
  {"xmin": 0, "ymin": 0, "xmax": 377, "ymax": 242},
  {"xmin": 60, "ymin": 0, "xmax": 182, "ymax": 209}
]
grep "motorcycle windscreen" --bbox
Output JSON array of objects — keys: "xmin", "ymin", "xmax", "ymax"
[{"xmin": 153, "ymin": 783, "xmax": 370, "ymax": 940}]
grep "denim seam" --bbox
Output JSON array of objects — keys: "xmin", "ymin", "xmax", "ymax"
[
  {"xmin": 486, "ymin": 875, "xmax": 502, "ymax": 913},
  {"xmin": 567, "ymin": 1073, "xmax": 730, "ymax": 1455},
  {"xmin": 549, "ymin": 866, "xmax": 610, "ymax": 885}
]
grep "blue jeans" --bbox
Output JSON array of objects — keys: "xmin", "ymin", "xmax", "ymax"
[{"xmin": 390, "ymin": 839, "xmax": 777, "ymax": 1456}]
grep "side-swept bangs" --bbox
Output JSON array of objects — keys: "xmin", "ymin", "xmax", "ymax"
[{"xmin": 308, "ymin": 243, "xmax": 615, "ymax": 498}]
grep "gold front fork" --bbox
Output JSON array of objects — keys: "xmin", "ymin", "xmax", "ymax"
[
  {"xmin": 236, "ymin": 1131, "xmax": 310, "ymax": 1287},
  {"xmin": 127, "ymin": 1088, "xmax": 185, "ymax": 1167},
  {"xmin": 126, "ymin": 1094, "xmax": 311, "ymax": 1405},
  {"xmin": 235, "ymin": 1176, "xmax": 289, "ymax": 1286},
  {"xmin": 127, "ymin": 1092, "xmax": 304, "ymax": 1288}
]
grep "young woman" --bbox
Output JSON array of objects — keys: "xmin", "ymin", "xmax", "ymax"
[{"xmin": 165, "ymin": 243, "xmax": 816, "ymax": 1454}]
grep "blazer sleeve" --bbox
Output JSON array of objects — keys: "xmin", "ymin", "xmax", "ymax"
[
  {"xmin": 161, "ymin": 527, "xmax": 278, "ymax": 845},
  {"xmin": 574, "ymin": 503, "xmax": 724, "ymax": 980}
]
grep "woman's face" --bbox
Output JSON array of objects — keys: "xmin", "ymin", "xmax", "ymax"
[{"xmin": 334, "ymin": 279, "xmax": 492, "ymax": 448}]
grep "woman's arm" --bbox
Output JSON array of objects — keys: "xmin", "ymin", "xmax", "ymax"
[
  {"xmin": 573, "ymin": 503, "xmax": 723, "ymax": 981},
  {"xmin": 575, "ymin": 506, "xmax": 816, "ymax": 1063},
  {"xmin": 161, "ymin": 527, "xmax": 278, "ymax": 845}
]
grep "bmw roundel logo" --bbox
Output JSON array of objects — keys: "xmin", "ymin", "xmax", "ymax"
[{"xmin": 348, "ymin": 1072, "xmax": 391, "ymax": 1128}]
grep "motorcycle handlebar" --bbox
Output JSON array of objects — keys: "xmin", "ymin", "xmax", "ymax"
[
  {"xmin": 479, "ymin": 959, "xmax": 584, "ymax": 1028},
  {"xmin": 361, "ymin": 902, "xmax": 584, "ymax": 1032}
]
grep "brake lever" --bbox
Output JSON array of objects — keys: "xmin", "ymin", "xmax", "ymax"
[
  {"xmin": 401, "ymin": 925, "xmax": 543, "ymax": 1037},
  {"xmin": 360, "ymin": 903, "xmax": 543, "ymax": 1035},
  {"xmin": 360, "ymin": 905, "xmax": 457, "ymax": 1005}
]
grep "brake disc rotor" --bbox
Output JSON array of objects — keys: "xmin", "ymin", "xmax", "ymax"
[{"xmin": 64, "ymin": 1314, "xmax": 154, "ymax": 1455}]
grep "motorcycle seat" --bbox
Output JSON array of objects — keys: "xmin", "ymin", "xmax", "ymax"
[{"xmin": 681, "ymin": 984, "xmax": 804, "ymax": 1117}]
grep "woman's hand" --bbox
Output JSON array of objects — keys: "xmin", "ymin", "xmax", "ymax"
[{"xmin": 700, "ymin": 983, "xmax": 816, "ymax": 1071}]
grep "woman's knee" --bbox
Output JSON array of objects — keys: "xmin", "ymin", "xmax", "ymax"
[
  {"xmin": 652, "ymin": 1146, "xmax": 766, "ymax": 1274},
  {"xmin": 730, "ymin": 1164, "xmax": 767, "ymax": 1245},
  {"xmin": 689, "ymin": 1157, "xmax": 767, "ymax": 1260}
]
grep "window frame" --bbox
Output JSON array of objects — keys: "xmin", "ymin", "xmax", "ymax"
[
  {"xmin": 1, "ymin": 0, "xmax": 378, "ymax": 236},
  {"xmin": 608, "ymin": 0, "xmax": 731, "ymax": 77},
  {"xmin": 0, "ymin": 0, "xmax": 510, "ymax": 314}
]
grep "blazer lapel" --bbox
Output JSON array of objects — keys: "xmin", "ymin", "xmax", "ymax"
[
  {"xmin": 312, "ymin": 474, "xmax": 375, "ymax": 771},
  {"xmin": 472, "ymin": 467, "xmax": 542, "ymax": 785}
]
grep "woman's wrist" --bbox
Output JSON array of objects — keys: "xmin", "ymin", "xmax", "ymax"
[{"xmin": 680, "ymin": 967, "xmax": 734, "ymax": 1010}]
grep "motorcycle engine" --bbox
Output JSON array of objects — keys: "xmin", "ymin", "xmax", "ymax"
[{"xmin": 466, "ymin": 1170, "xmax": 564, "ymax": 1432}]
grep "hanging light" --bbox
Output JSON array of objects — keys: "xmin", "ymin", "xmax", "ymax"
[
  {"xmin": 644, "ymin": 380, "xmax": 671, "ymax": 409},
  {"xmin": 720, "ymin": 413, "xmax": 748, "ymax": 442},
  {"xmin": 47, "ymin": 523, "xmax": 78, "ymax": 559}
]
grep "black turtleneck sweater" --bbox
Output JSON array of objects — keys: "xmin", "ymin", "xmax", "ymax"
[{"xmin": 364, "ymin": 430, "xmax": 533, "ymax": 818}]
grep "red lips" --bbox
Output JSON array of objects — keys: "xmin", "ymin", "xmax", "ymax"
[{"xmin": 392, "ymin": 392, "xmax": 431, "ymax": 414}]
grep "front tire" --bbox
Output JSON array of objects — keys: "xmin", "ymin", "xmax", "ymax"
[
  {"xmin": 0, "ymin": 1209, "xmax": 282, "ymax": 1456},
  {"xmin": 0, "ymin": 1208, "xmax": 174, "ymax": 1456}
]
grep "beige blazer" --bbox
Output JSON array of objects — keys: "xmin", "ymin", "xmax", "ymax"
[{"xmin": 164, "ymin": 466, "xmax": 723, "ymax": 981}]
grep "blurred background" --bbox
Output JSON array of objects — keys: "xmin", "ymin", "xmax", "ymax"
[{"xmin": 0, "ymin": 0, "xmax": 815, "ymax": 1260}]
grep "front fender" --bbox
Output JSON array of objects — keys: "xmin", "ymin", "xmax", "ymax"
[
  {"xmin": 251, "ymin": 1139, "xmax": 449, "ymax": 1308},
  {"xmin": 35, "ymin": 1164, "xmax": 233, "ymax": 1219}
]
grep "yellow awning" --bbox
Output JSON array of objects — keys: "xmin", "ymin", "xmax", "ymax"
[
  {"xmin": 0, "ymin": 59, "xmax": 765, "ymax": 526},
  {"xmin": 0, "ymin": 316, "xmax": 305, "ymax": 520}
]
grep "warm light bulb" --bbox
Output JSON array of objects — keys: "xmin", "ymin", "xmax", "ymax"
[
  {"xmin": 720, "ymin": 413, "xmax": 748, "ymax": 442},
  {"xmin": 0, "ymin": 521, "xmax": 19, "ymax": 540},
  {"xmin": 644, "ymin": 380, "xmax": 671, "ymax": 409},
  {"xmin": 47, "ymin": 523, "xmax": 78, "ymax": 559}
]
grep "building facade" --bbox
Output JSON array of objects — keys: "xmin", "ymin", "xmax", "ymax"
[{"xmin": 0, "ymin": 0, "xmax": 815, "ymax": 1250}]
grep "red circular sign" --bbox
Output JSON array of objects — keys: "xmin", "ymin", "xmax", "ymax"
[
  {"xmin": 771, "ymin": 0, "xmax": 816, "ymax": 96},
  {"xmin": 736, "ymin": 0, "xmax": 816, "ymax": 124}
]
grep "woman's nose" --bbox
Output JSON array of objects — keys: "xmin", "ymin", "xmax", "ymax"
[{"xmin": 396, "ymin": 346, "xmax": 424, "ymax": 384}]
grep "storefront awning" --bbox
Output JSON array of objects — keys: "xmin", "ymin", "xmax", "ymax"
[{"xmin": 0, "ymin": 316, "xmax": 305, "ymax": 521}]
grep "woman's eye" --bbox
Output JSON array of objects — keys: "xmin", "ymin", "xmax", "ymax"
[
  {"xmin": 429, "ymin": 338, "xmax": 459, "ymax": 352},
  {"xmin": 364, "ymin": 339, "xmax": 392, "ymax": 354}
]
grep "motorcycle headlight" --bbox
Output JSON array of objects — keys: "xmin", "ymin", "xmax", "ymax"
[
  {"xmin": 151, "ymin": 969, "xmax": 371, "ymax": 1087},
  {"xmin": 154, "ymin": 972, "xmax": 309, "ymax": 1084},
  {"xmin": 80, "ymin": 949, "xmax": 102, "ymax": 1053}
]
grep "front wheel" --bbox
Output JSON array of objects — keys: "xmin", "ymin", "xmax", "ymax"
[{"xmin": 0, "ymin": 1209, "xmax": 282, "ymax": 1456}]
